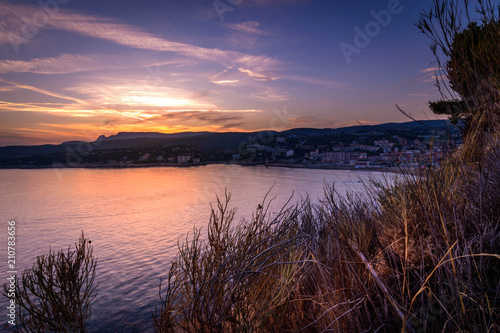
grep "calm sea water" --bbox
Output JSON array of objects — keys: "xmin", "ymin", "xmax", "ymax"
[{"xmin": 0, "ymin": 165, "xmax": 389, "ymax": 331}]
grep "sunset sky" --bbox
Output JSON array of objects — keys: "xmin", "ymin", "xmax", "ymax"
[{"xmin": 0, "ymin": 0, "xmax": 445, "ymax": 146}]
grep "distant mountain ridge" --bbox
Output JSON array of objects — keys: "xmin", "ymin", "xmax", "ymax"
[
  {"xmin": 0, "ymin": 120, "xmax": 450, "ymax": 160},
  {"xmin": 96, "ymin": 131, "xmax": 210, "ymax": 141}
]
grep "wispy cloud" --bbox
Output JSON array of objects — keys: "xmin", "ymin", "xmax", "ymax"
[
  {"xmin": 0, "ymin": 100, "xmax": 83, "ymax": 114},
  {"xmin": 210, "ymin": 68, "xmax": 294, "ymax": 108},
  {"xmin": 224, "ymin": 21, "xmax": 275, "ymax": 36},
  {"xmin": 0, "ymin": 78, "xmax": 87, "ymax": 104},
  {"xmin": 210, "ymin": 67, "xmax": 243, "ymax": 86},
  {"xmin": 0, "ymin": 54, "xmax": 106, "ymax": 74},
  {"xmin": 420, "ymin": 67, "xmax": 442, "ymax": 83},
  {"xmin": 0, "ymin": 78, "xmax": 160, "ymax": 123},
  {"xmin": 0, "ymin": 86, "xmax": 17, "ymax": 92},
  {"xmin": 288, "ymin": 116, "xmax": 312, "ymax": 126},
  {"xmin": 404, "ymin": 67, "xmax": 446, "ymax": 86},
  {"xmin": 238, "ymin": 67, "xmax": 277, "ymax": 81},
  {"xmin": 66, "ymin": 77, "xmax": 218, "ymax": 110},
  {"xmin": 211, "ymin": 80, "xmax": 240, "ymax": 85},
  {"xmin": 251, "ymin": 87, "xmax": 289, "ymax": 102},
  {"xmin": 0, "ymin": 2, "xmax": 280, "ymax": 72},
  {"xmin": 149, "ymin": 110, "xmax": 248, "ymax": 123},
  {"xmin": 209, "ymin": 66, "xmax": 277, "ymax": 86},
  {"xmin": 282, "ymin": 74, "xmax": 355, "ymax": 88},
  {"xmin": 0, "ymin": 53, "xmax": 196, "ymax": 74},
  {"xmin": 223, "ymin": 21, "xmax": 280, "ymax": 49},
  {"xmin": 0, "ymin": 76, "xmax": 269, "ymax": 131}
]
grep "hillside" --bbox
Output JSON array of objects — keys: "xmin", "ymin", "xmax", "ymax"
[
  {"xmin": 0, "ymin": 120, "xmax": 450, "ymax": 160},
  {"xmin": 0, "ymin": 119, "xmax": 459, "ymax": 169}
]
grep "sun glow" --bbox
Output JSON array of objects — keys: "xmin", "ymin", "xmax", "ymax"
[{"xmin": 123, "ymin": 94, "xmax": 195, "ymax": 107}]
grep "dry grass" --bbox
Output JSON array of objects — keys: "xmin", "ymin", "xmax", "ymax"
[
  {"xmin": 2, "ymin": 232, "xmax": 98, "ymax": 333},
  {"xmin": 153, "ymin": 132, "xmax": 499, "ymax": 332},
  {"xmin": 152, "ymin": 190, "xmax": 353, "ymax": 332},
  {"xmin": 154, "ymin": 106, "xmax": 500, "ymax": 332}
]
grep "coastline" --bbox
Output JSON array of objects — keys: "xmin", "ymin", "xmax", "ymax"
[{"xmin": 0, "ymin": 161, "xmax": 415, "ymax": 174}]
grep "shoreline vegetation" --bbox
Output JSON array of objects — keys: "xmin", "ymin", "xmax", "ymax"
[
  {"xmin": 0, "ymin": 159, "xmax": 414, "ymax": 174},
  {"xmin": 0, "ymin": 161, "xmax": 419, "ymax": 178},
  {"xmin": 3, "ymin": 0, "xmax": 499, "ymax": 332},
  {"xmin": 150, "ymin": 141, "xmax": 499, "ymax": 332}
]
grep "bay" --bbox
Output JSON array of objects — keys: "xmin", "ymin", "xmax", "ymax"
[{"xmin": 0, "ymin": 165, "xmax": 389, "ymax": 331}]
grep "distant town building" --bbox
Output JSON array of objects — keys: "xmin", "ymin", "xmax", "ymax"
[
  {"xmin": 309, "ymin": 149, "xmax": 321, "ymax": 158},
  {"xmin": 374, "ymin": 140, "xmax": 395, "ymax": 152},
  {"xmin": 247, "ymin": 144, "xmax": 266, "ymax": 152},
  {"xmin": 350, "ymin": 159, "xmax": 371, "ymax": 167},
  {"xmin": 322, "ymin": 151, "xmax": 345, "ymax": 163},
  {"xmin": 349, "ymin": 152, "xmax": 368, "ymax": 161},
  {"xmin": 139, "ymin": 153, "xmax": 151, "ymax": 161},
  {"xmin": 177, "ymin": 155, "xmax": 191, "ymax": 163}
]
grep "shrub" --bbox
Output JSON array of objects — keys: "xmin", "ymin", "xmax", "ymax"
[
  {"xmin": 3, "ymin": 232, "xmax": 98, "ymax": 333},
  {"xmin": 154, "ymin": 136, "xmax": 499, "ymax": 332}
]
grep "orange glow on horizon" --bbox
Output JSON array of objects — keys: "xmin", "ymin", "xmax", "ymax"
[{"xmin": 0, "ymin": 123, "xmax": 271, "ymax": 146}]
